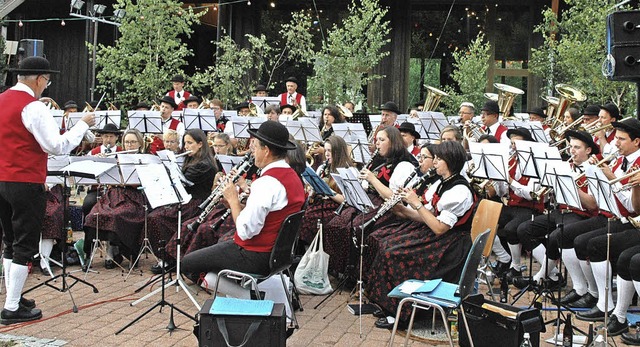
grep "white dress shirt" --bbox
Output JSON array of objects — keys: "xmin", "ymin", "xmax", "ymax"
[
  {"xmin": 14, "ymin": 83, "xmax": 89, "ymax": 155},
  {"xmin": 286, "ymin": 92, "xmax": 307, "ymax": 112},
  {"xmin": 424, "ymin": 179, "xmax": 474, "ymax": 228}
]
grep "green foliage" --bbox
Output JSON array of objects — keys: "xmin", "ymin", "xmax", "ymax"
[
  {"xmin": 0, "ymin": 35, "xmax": 6, "ymax": 74},
  {"xmin": 93, "ymin": 0, "xmax": 203, "ymax": 105},
  {"xmin": 191, "ymin": 11, "xmax": 314, "ymax": 107},
  {"xmin": 529, "ymin": 0, "xmax": 635, "ymax": 114},
  {"xmin": 442, "ymin": 33, "xmax": 491, "ymax": 114},
  {"xmin": 308, "ymin": 0, "xmax": 390, "ymax": 106}
]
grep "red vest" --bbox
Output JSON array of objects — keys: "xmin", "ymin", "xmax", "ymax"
[
  {"xmin": 507, "ymin": 157, "xmax": 545, "ymax": 213},
  {"xmin": 608, "ymin": 156, "xmax": 640, "ymax": 218},
  {"xmin": 481, "ymin": 123, "xmax": 507, "ymax": 140},
  {"xmin": 166, "ymin": 90, "xmax": 191, "ymax": 111},
  {"xmin": 90, "ymin": 145, "xmax": 123, "ymax": 155},
  {"xmin": 410, "ymin": 145, "xmax": 420, "ymax": 157},
  {"xmin": 0, "ymin": 90, "xmax": 48, "ymax": 183},
  {"xmin": 234, "ymin": 167, "xmax": 305, "ymax": 252},
  {"xmin": 150, "ymin": 118, "xmax": 180, "ymax": 154},
  {"xmin": 279, "ymin": 93, "xmax": 302, "ymax": 107}
]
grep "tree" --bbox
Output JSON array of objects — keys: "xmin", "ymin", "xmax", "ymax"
[
  {"xmin": 442, "ymin": 33, "xmax": 491, "ymax": 114},
  {"xmin": 308, "ymin": 0, "xmax": 390, "ymax": 106},
  {"xmin": 93, "ymin": 0, "xmax": 203, "ymax": 105},
  {"xmin": 529, "ymin": 0, "xmax": 635, "ymax": 114}
]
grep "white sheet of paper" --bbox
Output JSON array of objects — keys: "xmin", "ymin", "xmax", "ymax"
[
  {"xmin": 183, "ymin": 108, "xmax": 216, "ymax": 131},
  {"xmin": 136, "ymin": 164, "xmax": 180, "ymax": 209},
  {"xmin": 127, "ymin": 111, "xmax": 163, "ymax": 134},
  {"xmin": 64, "ymin": 157, "xmax": 119, "ymax": 185}
]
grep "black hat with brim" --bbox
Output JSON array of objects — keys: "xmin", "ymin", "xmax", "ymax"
[
  {"xmin": 600, "ymin": 103, "xmax": 621, "ymax": 120},
  {"xmin": 235, "ymin": 101, "xmax": 250, "ymax": 111},
  {"xmin": 280, "ymin": 104, "xmax": 296, "ymax": 113},
  {"xmin": 95, "ymin": 123, "xmax": 122, "ymax": 134},
  {"xmin": 565, "ymin": 130, "xmax": 600, "ymax": 156},
  {"xmin": 285, "ymin": 76, "xmax": 298, "ymax": 84},
  {"xmin": 582, "ymin": 105, "xmax": 601, "ymax": 116},
  {"xmin": 170, "ymin": 75, "xmax": 185, "ymax": 83},
  {"xmin": 527, "ymin": 107, "xmax": 547, "ymax": 118},
  {"xmin": 380, "ymin": 101, "xmax": 400, "ymax": 114},
  {"xmin": 613, "ymin": 117, "xmax": 640, "ymax": 139},
  {"xmin": 398, "ymin": 122, "xmax": 421, "ymax": 139},
  {"xmin": 158, "ymin": 95, "xmax": 177, "ymax": 109},
  {"xmin": 134, "ymin": 102, "xmax": 150, "ymax": 110},
  {"xmin": 63, "ymin": 100, "xmax": 78, "ymax": 110},
  {"xmin": 506, "ymin": 127, "xmax": 535, "ymax": 142},
  {"xmin": 247, "ymin": 120, "xmax": 297, "ymax": 150},
  {"xmin": 11, "ymin": 56, "xmax": 59, "ymax": 75},
  {"xmin": 481, "ymin": 100, "xmax": 500, "ymax": 115},
  {"xmin": 254, "ymin": 84, "xmax": 267, "ymax": 92},
  {"xmin": 184, "ymin": 95, "xmax": 200, "ymax": 104}
]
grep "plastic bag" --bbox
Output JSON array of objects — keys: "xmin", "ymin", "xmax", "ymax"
[{"xmin": 294, "ymin": 223, "xmax": 332, "ymax": 295}]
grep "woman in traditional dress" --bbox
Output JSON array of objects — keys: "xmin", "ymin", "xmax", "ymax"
[
  {"xmin": 365, "ymin": 141, "xmax": 476, "ymax": 328},
  {"xmin": 148, "ymin": 128, "xmax": 217, "ymax": 274}
]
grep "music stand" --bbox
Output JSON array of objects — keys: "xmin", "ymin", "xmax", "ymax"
[
  {"xmin": 417, "ymin": 111, "xmax": 449, "ymax": 142},
  {"xmin": 302, "ymin": 167, "xmax": 336, "ymax": 198},
  {"xmin": 231, "ymin": 116, "xmax": 267, "ymax": 139},
  {"xmin": 127, "ymin": 111, "xmax": 163, "ymax": 134},
  {"xmin": 514, "ymin": 140, "xmax": 561, "ymax": 180},
  {"xmin": 286, "ymin": 118, "xmax": 322, "ymax": 143},
  {"xmin": 332, "ymin": 123, "xmax": 371, "ymax": 164},
  {"xmin": 468, "ymin": 142, "xmax": 511, "ymax": 182},
  {"xmin": 183, "ymin": 109, "xmax": 216, "ymax": 131},
  {"xmin": 215, "ymin": 154, "xmax": 246, "ymax": 173},
  {"xmin": 585, "ymin": 165, "xmax": 623, "ymax": 345},
  {"xmin": 95, "ymin": 111, "xmax": 122, "ymax": 130},
  {"xmin": 51, "ymin": 110, "xmax": 65, "ymax": 131},
  {"xmin": 171, "ymin": 110, "xmax": 184, "ymax": 123},
  {"xmin": 369, "ymin": 114, "xmax": 382, "ymax": 130},
  {"xmin": 330, "ymin": 167, "xmax": 375, "ymax": 336},
  {"xmin": 22, "ymin": 160, "xmax": 102, "ymax": 312},
  {"xmin": 250, "ymin": 96, "xmax": 280, "ymax": 112},
  {"xmin": 116, "ymin": 162, "xmax": 197, "ymax": 335}
]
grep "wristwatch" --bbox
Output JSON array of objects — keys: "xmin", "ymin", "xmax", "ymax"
[{"xmin": 413, "ymin": 203, "xmax": 424, "ymax": 211}]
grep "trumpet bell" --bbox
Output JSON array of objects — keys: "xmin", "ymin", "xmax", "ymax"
[{"xmin": 423, "ymin": 85, "xmax": 449, "ymax": 111}]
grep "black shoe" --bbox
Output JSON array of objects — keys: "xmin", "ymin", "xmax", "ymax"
[
  {"xmin": 576, "ymin": 306, "xmax": 612, "ymax": 322},
  {"xmin": 622, "ymin": 331, "xmax": 640, "ymax": 345},
  {"xmin": 607, "ymin": 316, "xmax": 629, "ymax": 336},
  {"xmin": 19, "ymin": 297, "xmax": 36, "ymax": 310},
  {"xmin": 505, "ymin": 268, "xmax": 522, "ymax": 284},
  {"xmin": 491, "ymin": 261, "xmax": 511, "ymax": 279},
  {"xmin": 569, "ymin": 293, "xmax": 598, "ymax": 309},
  {"xmin": 0, "ymin": 306, "xmax": 42, "ymax": 325},
  {"xmin": 544, "ymin": 274, "xmax": 564, "ymax": 291},
  {"xmin": 104, "ymin": 259, "xmax": 115, "ymax": 269},
  {"xmin": 559, "ymin": 289, "xmax": 582, "ymax": 305},
  {"xmin": 39, "ymin": 266, "xmax": 53, "ymax": 277},
  {"xmin": 375, "ymin": 316, "xmax": 406, "ymax": 330},
  {"xmin": 512, "ymin": 276, "xmax": 534, "ymax": 290},
  {"xmin": 113, "ymin": 254, "xmax": 124, "ymax": 265}
]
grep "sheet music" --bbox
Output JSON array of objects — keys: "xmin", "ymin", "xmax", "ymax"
[
  {"xmin": 117, "ymin": 154, "xmax": 163, "ymax": 185},
  {"xmin": 350, "ymin": 141, "xmax": 372, "ymax": 164},
  {"xmin": 369, "ymin": 115, "xmax": 382, "ymax": 130},
  {"xmin": 514, "ymin": 140, "xmax": 558, "ymax": 179},
  {"xmin": 585, "ymin": 165, "xmax": 622, "ymax": 218},
  {"xmin": 171, "ymin": 110, "xmax": 184, "ymax": 123},
  {"xmin": 67, "ymin": 112, "xmax": 85, "ymax": 129},
  {"xmin": 46, "ymin": 155, "xmax": 71, "ymax": 185},
  {"xmin": 183, "ymin": 108, "xmax": 216, "ymax": 131},
  {"xmin": 418, "ymin": 112, "xmax": 449, "ymax": 141},
  {"xmin": 302, "ymin": 167, "xmax": 335, "ymax": 196},
  {"xmin": 136, "ymin": 164, "xmax": 180, "ymax": 209},
  {"xmin": 51, "ymin": 110, "xmax": 65, "ymax": 130},
  {"xmin": 544, "ymin": 161, "xmax": 583, "ymax": 210},
  {"xmin": 332, "ymin": 123, "xmax": 368, "ymax": 144},
  {"xmin": 216, "ymin": 154, "xmax": 245, "ymax": 173},
  {"xmin": 333, "ymin": 167, "xmax": 374, "ymax": 212},
  {"xmin": 468, "ymin": 142, "xmax": 510, "ymax": 181},
  {"xmin": 231, "ymin": 116, "xmax": 268, "ymax": 138},
  {"xmin": 95, "ymin": 110, "xmax": 122, "ymax": 130},
  {"xmin": 127, "ymin": 111, "xmax": 163, "ymax": 134},
  {"xmin": 222, "ymin": 110, "xmax": 238, "ymax": 119},
  {"xmin": 286, "ymin": 118, "xmax": 322, "ymax": 142},
  {"xmin": 64, "ymin": 157, "xmax": 120, "ymax": 185},
  {"xmin": 250, "ymin": 96, "xmax": 280, "ymax": 112},
  {"xmin": 397, "ymin": 114, "xmax": 408, "ymax": 124},
  {"xmin": 161, "ymin": 160, "xmax": 192, "ymax": 205}
]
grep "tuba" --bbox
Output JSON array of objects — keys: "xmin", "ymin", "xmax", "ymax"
[
  {"xmin": 541, "ymin": 95, "xmax": 559, "ymax": 125},
  {"xmin": 423, "ymin": 85, "xmax": 449, "ymax": 111},
  {"xmin": 494, "ymin": 83, "xmax": 524, "ymax": 119},
  {"xmin": 550, "ymin": 84, "xmax": 587, "ymax": 130}
]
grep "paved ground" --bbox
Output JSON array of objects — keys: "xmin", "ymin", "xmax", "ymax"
[{"xmin": 0, "ymin": 250, "xmax": 635, "ymax": 346}]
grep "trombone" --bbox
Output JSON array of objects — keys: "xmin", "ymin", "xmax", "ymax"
[
  {"xmin": 610, "ymin": 166, "xmax": 640, "ymax": 192},
  {"xmin": 587, "ymin": 123, "xmax": 613, "ymax": 135}
]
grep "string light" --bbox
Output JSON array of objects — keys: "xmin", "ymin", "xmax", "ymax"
[
  {"xmin": 270, "ymin": 1, "xmax": 275, "ymax": 7},
  {"xmin": 247, "ymin": 0, "xmax": 251, "ymax": 5},
  {"xmin": 18, "ymin": 20, "xmax": 23, "ymax": 27},
  {"xmin": 61, "ymin": 20, "xmax": 66, "ymax": 26}
]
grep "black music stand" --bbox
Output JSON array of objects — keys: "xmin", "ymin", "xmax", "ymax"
[
  {"xmin": 127, "ymin": 111, "xmax": 163, "ymax": 134},
  {"xmin": 22, "ymin": 164, "xmax": 100, "ymax": 313},
  {"xmin": 286, "ymin": 118, "xmax": 322, "ymax": 143},
  {"xmin": 183, "ymin": 109, "xmax": 216, "ymax": 131},
  {"xmin": 250, "ymin": 96, "xmax": 280, "ymax": 111},
  {"xmin": 468, "ymin": 142, "xmax": 511, "ymax": 183},
  {"xmin": 417, "ymin": 111, "xmax": 449, "ymax": 142},
  {"xmin": 332, "ymin": 123, "xmax": 371, "ymax": 164},
  {"xmin": 116, "ymin": 161, "xmax": 197, "ymax": 335},
  {"xmin": 231, "ymin": 116, "xmax": 267, "ymax": 139}
]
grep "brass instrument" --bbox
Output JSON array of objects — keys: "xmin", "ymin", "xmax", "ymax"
[
  {"xmin": 368, "ymin": 123, "xmax": 382, "ymax": 143},
  {"xmin": 483, "ymin": 92, "xmax": 498, "ymax": 101},
  {"xmin": 40, "ymin": 97, "xmax": 61, "ymax": 110},
  {"xmin": 629, "ymin": 215, "xmax": 640, "ymax": 229},
  {"xmin": 587, "ymin": 123, "xmax": 613, "ymax": 135},
  {"xmin": 541, "ymin": 95, "xmax": 559, "ymax": 124},
  {"xmin": 107, "ymin": 102, "xmax": 118, "ymax": 111},
  {"xmin": 198, "ymin": 97, "xmax": 211, "ymax": 109},
  {"xmin": 187, "ymin": 153, "xmax": 254, "ymax": 231},
  {"xmin": 144, "ymin": 135, "xmax": 155, "ymax": 152},
  {"xmin": 306, "ymin": 142, "xmax": 321, "ymax": 166},
  {"xmin": 574, "ymin": 149, "xmax": 620, "ymax": 182},
  {"xmin": 609, "ymin": 166, "xmax": 640, "ymax": 191},
  {"xmin": 82, "ymin": 102, "xmax": 94, "ymax": 113},
  {"xmin": 494, "ymin": 83, "xmax": 525, "ymax": 119},
  {"xmin": 337, "ymin": 104, "xmax": 353, "ymax": 118},
  {"xmin": 423, "ymin": 85, "xmax": 449, "ymax": 111},
  {"xmin": 464, "ymin": 122, "xmax": 486, "ymax": 142},
  {"xmin": 530, "ymin": 184, "xmax": 551, "ymax": 201},
  {"xmin": 467, "ymin": 162, "xmax": 494, "ymax": 195},
  {"xmin": 248, "ymin": 102, "xmax": 265, "ymax": 117},
  {"xmin": 550, "ymin": 115, "xmax": 585, "ymax": 142},
  {"xmin": 549, "ymin": 84, "xmax": 587, "ymax": 130},
  {"xmin": 291, "ymin": 105, "xmax": 307, "ymax": 120},
  {"xmin": 150, "ymin": 101, "xmax": 161, "ymax": 111}
]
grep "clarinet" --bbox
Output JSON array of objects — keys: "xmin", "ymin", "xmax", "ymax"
[
  {"xmin": 209, "ymin": 191, "xmax": 249, "ymax": 232},
  {"xmin": 360, "ymin": 167, "xmax": 437, "ymax": 231},
  {"xmin": 334, "ymin": 149, "xmax": 380, "ymax": 215},
  {"xmin": 187, "ymin": 154, "xmax": 254, "ymax": 232}
]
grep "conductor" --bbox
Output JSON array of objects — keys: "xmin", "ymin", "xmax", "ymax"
[{"xmin": 0, "ymin": 57, "xmax": 96, "ymax": 324}]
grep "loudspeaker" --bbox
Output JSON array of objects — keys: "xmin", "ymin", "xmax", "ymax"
[
  {"xmin": 17, "ymin": 39, "xmax": 44, "ymax": 59},
  {"xmin": 606, "ymin": 10, "xmax": 640, "ymax": 81}
]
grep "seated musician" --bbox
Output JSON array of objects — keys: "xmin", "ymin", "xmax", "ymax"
[
  {"xmin": 593, "ymin": 103, "xmax": 621, "ymax": 158},
  {"xmin": 147, "ymin": 129, "xmax": 217, "ymax": 274},
  {"xmin": 573, "ymin": 117, "xmax": 640, "ymax": 323},
  {"xmin": 324, "ymin": 126, "xmax": 417, "ymax": 275},
  {"xmin": 38, "ymin": 185, "xmax": 65, "ymax": 276},
  {"xmin": 564, "ymin": 107, "xmax": 580, "ymax": 126},
  {"xmin": 479, "ymin": 100, "xmax": 509, "ymax": 144},
  {"xmin": 162, "ymin": 129, "xmax": 180, "ymax": 154},
  {"xmin": 319, "ymin": 106, "xmax": 345, "ymax": 141},
  {"xmin": 280, "ymin": 104, "xmax": 295, "ymax": 116},
  {"xmin": 148, "ymin": 96, "xmax": 185, "ymax": 154},
  {"xmin": 181, "ymin": 121, "xmax": 305, "ymax": 284},
  {"xmin": 265, "ymin": 105, "xmax": 280, "ymax": 122},
  {"xmin": 183, "ymin": 95, "xmax": 199, "ymax": 109},
  {"xmin": 83, "ymin": 129, "xmax": 147, "ymax": 268},
  {"xmin": 365, "ymin": 141, "xmax": 476, "ymax": 329},
  {"xmin": 299, "ymin": 136, "xmax": 353, "ymax": 264},
  {"xmin": 398, "ymin": 122, "xmax": 420, "ymax": 158},
  {"xmin": 512, "ymin": 130, "xmax": 599, "ymax": 290}
]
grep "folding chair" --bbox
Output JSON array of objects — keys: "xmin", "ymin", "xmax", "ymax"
[
  {"xmin": 212, "ymin": 210, "xmax": 305, "ymax": 329},
  {"xmin": 388, "ymin": 229, "xmax": 490, "ymax": 347},
  {"xmin": 470, "ymin": 199, "xmax": 503, "ymax": 301}
]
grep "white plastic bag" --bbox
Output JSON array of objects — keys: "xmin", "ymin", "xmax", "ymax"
[{"xmin": 294, "ymin": 224, "xmax": 333, "ymax": 295}]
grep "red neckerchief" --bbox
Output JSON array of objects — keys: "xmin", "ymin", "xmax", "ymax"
[{"xmin": 377, "ymin": 166, "xmax": 391, "ymax": 182}]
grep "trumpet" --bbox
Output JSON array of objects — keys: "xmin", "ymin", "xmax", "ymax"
[
  {"xmin": 464, "ymin": 122, "xmax": 486, "ymax": 142},
  {"xmin": 587, "ymin": 123, "xmax": 613, "ymax": 135},
  {"xmin": 609, "ymin": 166, "xmax": 640, "ymax": 186},
  {"xmin": 150, "ymin": 101, "xmax": 161, "ymax": 111},
  {"xmin": 359, "ymin": 167, "xmax": 437, "ymax": 231},
  {"xmin": 530, "ymin": 184, "xmax": 551, "ymax": 201},
  {"xmin": 574, "ymin": 149, "xmax": 620, "ymax": 182},
  {"xmin": 187, "ymin": 153, "xmax": 254, "ymax": 232},
  {"xmin": 306, "ymin": 142, "xmax": 321, "ymax": 166}
]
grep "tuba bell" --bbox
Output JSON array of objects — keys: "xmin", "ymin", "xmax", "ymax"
[
  {"xmin": 494, "ymin": 83, "xmax": 524, "ymax": 119},
  {"xmin": 248, "ymin": 102, "xmax": 264, "ymax": 117},
  {"xmin": 541, "ymin": 95, "xmax": 559, "ymax": 125},
  {"xmin": 423, "ymin": 85, "xmax": 449, "ymax": 111},
  {"xmin": 550, "ymin": 84, "xmax": 587, "ymax": 130}
]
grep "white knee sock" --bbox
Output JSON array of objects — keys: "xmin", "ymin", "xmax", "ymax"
[
  {"xmin": 105, "ymin": 241, "xmax": 113, "ymax": 258},
  {"xmin": 4, "ymin": 263, "xmax": 28, "ymax": 311},
  {"xmin": 508, "ymin": 243, "xmax": 522, "ymax": 269},
  {"xmin": 633, "ymin": 280, "xmax": 640, "ymax": 299},
  {"xmin": 562, "ymin": 249, "xmax": 587, "ymax": 296},
  {"xmin": 531, "ymin": 244, "xmax": 558, "ymax": 282},
  {"xmin": 612, "ymin": 275, "xmax": 634, "ymax": 323},
  {"xmin": 591, "ymin": 260, "xmax": 614, "ymax": 312},
  {"xmin": 203, "ymin": 272, "xmax": 250, "ymax": 299},
  {"xmin": 580, "ymin": 260, "xmax": 598, "ymax": 298},
  {"xmin": 492, "ymin": 237, "xmax": 511, "ymax": 263},
  {"xmin": 3, "ymin": 258, "xmax": 12, "ymax": 294},
  {"xmin": 39, "ymin": 239, "xmax": 54, "ymax": 269}
]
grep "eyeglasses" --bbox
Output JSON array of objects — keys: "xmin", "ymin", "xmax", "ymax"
[
  {"xmin": 417, "ymin": 154, "xmax": 433, "ymax": 160},
  {"xmin": 458, "ymin": 112, "xmax": 473, "ymax": 115},
  {"xmin": 124, "ymin": 140, "xmax": 139, "ymax": 145},
  {"xmin": 212, "ymin": 144, "xmax": 227, "ymax": 148},
  {"xmin": 164, "ymin": 140, "xmax": 177, "ymax": 144},
  {"xmin": 40, "ymin": 75, "xmax": 52, "ymax": 88}
]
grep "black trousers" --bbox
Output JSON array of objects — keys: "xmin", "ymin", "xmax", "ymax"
[
  {"xmin": 586, "ymin": 227, "xmax": 640, "ymax": 267},
  {"xmin": 516, "ymin": 210, "xmax": 585, "ymax": 255},
  {"xmin": 628, "ymin": 249, "xmax": 640, "ymax": 281},
  {"xmin": 574, "ymin": 219, "xmax": 627, "ymax": 260},
  {"xmin": 181, "ymin": 240, "xmax": 271, "ymax": 277},
  {"xmin": 615, "ymin": 241, "xmax": 640, "ymax": 281},
  {"xmin": 497, "ymin": 206, "xmax": 539, "ymax": 245},
  {"xmin": 0, "ymin": 182, "xmax": 46, "ymax": 265},
  {"xmin": 547, "ymin": 215, "xmax": 608, "ymax": 260},
  {"xmin": 82, "ymin": 189, "xmax": 98, "ymax": 255}
]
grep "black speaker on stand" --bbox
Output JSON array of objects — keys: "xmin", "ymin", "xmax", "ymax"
[{"xmin": 605, "ymin": 10, "xmax": 640, "ymax": 118}]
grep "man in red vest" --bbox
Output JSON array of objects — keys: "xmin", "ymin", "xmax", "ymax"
[
  {"xmin": 149, "ymin": 96, "xmax": 185, "ymax": 154},
  {"xmin": 165, "ymin": 74, "xmax": 191, "ymax": 111},
  {"xmin": 89, "ymin": 123, "xmax": 122, "ymax": 155},
  {"xmin": 279, "ymin": 76, "xmax": 306, "ymax": 112},
  {"xmin": 480, "ymin": 100, "xmax": 509, "ymax": 145},
  {"xmin": 0, "ymin": 57, "xmax": 95, "ymax": 324},
  {"xmin": 181, "ymin": 121, "xmax": 305, "ymax": 287}
]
